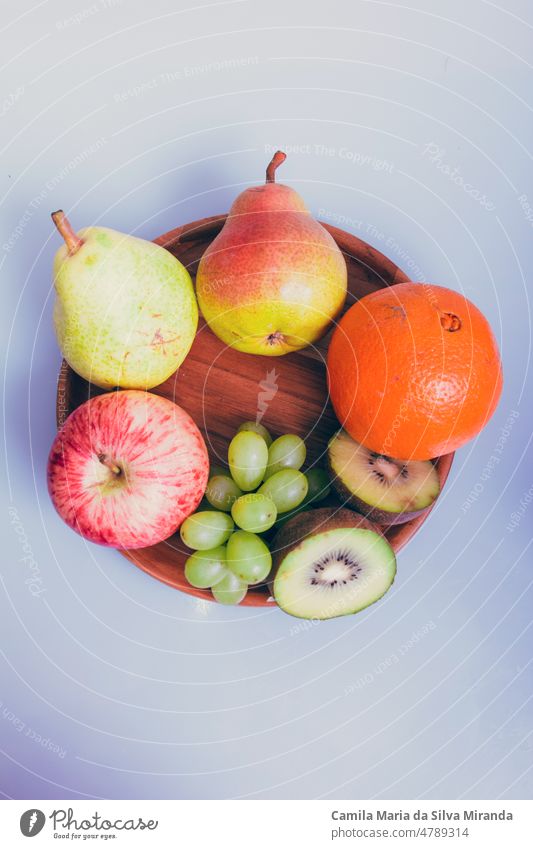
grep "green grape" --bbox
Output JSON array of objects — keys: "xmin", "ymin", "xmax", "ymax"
[
  {"xmin": 304, "ymin": 468, "xmax": 331, "ymax": 503},
  {"xmin": 237, "ymin": 421, "xmax": 273, "ymax": 447},
  {"xmin": 211, "ymin": 571, "xmax": 248, "ymax": 605},
  {"xmin": 258, "ymin": 469, "xmax": 308, "ymax": 512},
  {"xmin": 228, "ymin": 431, "xmax": 268, "ymax": 491},
  {"xmin": 231, "ymin": 493, "xmax": 277, "ymax": 533},
  {"xmin": 205, "ymin": 474, "xmax": 242, "ymax": 512},
  {"xmin": 180, "ymin": 511, "xmax": 234, "ymax": 550},
  {"xmin": 264, "ymin": 434, "xmax": 306, "ymax": 479},
  {"xmin": 184, "ymin": 546, "xmax": 227, "ymax": 589},
  {"xmin": 226, "ymin": 530, "xmax": 272, "ymax": 584}
]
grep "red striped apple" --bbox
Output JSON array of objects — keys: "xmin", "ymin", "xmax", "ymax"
[{"xmin": 47, "ymin": 390, "xmax": 209, "ymax": 549}]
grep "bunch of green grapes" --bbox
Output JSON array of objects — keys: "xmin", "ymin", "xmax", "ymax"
[{"xmin": 180, "ymin": 421, "xmax": 330, "ymax": 605}]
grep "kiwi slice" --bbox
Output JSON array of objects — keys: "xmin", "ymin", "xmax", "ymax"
[
  {"xmin": 328, "ymin": 430, "xmax": 440, "ymax": 525},
  {"xmin": 271, "ymin": 508, "xmax": 396, "ymax": 620}
]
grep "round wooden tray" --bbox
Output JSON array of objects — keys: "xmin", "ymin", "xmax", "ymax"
[{"xmin": 56, "ymin": 215, "xmax": 454, "ymax": 607}]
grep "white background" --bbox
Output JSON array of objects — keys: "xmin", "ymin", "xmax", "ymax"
[{"xmin": 1, "ymin": 0, "xmax": 532, "ymax": 800}]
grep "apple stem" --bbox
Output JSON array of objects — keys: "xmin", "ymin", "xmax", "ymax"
[
  {"xmin": 51, "ymin": 210, "xmax": 84, "ymax": 255},
  {"xmin": 98, "ymin": 454, "xmax": 122, "ymax": 476},
  {"xmin": 266, "ymin": 150, "xmax": 287, "ymax": 183}
]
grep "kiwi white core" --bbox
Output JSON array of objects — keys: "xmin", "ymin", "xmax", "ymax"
[
  {"xmin": 330, "ymin": 430, "xmax": 440, "ymax": 514},
  {"xmin": 273, "ymin": 528, "xmax": 396, "ymax": 619}
]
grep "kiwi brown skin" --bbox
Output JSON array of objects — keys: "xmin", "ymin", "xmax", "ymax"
[
  {"xmin": 326, "ymin": 455, "xmax": 435, "ymax": 527},
  {"xmin": 269, "ymin": 507, "xmax": 385, "ymax": 594}
]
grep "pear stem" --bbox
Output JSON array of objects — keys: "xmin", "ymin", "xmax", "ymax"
[
  {"xmin": 51, "ymin": 210, "xmax": 84, "ymax": 255},
  {"xmin": 266, "ymin": 150, "xmax": 287, "ymax": 183},
  {"xmin": 98, "ymin": 454, "xmax": 122, "ymax": 476}
]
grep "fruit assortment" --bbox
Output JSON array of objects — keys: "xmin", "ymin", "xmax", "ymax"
[{"xmin": 47, "ymin": 151, "xmax": 503, "ymax": 620}]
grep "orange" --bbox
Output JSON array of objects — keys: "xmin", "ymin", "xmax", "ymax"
[{"xmin": 327, "ymin": 282, "xmax": 503, "ymax": 460}]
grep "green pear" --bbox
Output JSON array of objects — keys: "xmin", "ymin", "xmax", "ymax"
[{"xmin": 51, "ymin": 210, "xmax": 198, "ymax": 389}]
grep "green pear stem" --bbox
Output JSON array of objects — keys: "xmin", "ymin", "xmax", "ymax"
[
  {"xmin": 51, "ymin": 209, "xmax": 84, "ymax": 255},
  {"xmin": 266, "ymin": 150, "xmax": 287, "ymax": 183},
  {"xmin": 98, "ymin": 454, "xmax": 122, "ymax": 476}
]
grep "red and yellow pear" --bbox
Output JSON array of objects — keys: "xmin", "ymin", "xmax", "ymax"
[{"xmin": 196, "ymin": 152, "xmax": 348, "ymax": 355}]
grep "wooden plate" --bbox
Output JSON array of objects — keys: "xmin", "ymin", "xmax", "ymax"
[{"xmin": 56, "ymin": 216, "xmax": 454, "ymax": 607}]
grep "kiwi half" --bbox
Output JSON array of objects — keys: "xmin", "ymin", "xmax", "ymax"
[
  {"xmin": 271, "ymin": 508, "xmax": 396, "ymax": 620},
  {"xmin": 328, "ymin": 430, "xmax": 440, "ymax": 526}
]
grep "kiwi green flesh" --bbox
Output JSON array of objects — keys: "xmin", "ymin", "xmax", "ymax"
[
  {"xmin": 273, "ymin": 527, "xmax": 396, "ymax": 620},
  {"xmin": 328, "ymin": 430, "xmax": 440, "ymax": 525}
]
